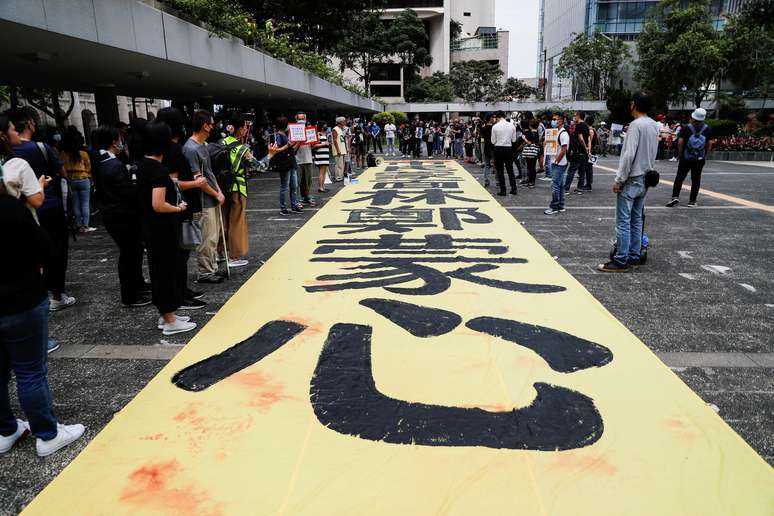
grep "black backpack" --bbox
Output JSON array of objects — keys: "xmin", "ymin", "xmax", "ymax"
[{"xmin": 206, "ymin": 140, "xmax": 241, "ymax": 193}]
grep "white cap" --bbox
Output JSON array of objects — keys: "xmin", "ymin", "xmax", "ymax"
[
  {"xmin": 600, "ymin": 121, "xmax": 607, "ymax": 125},
  {"xmin": 335, "ymin": 116, "xmax": 346, "ymax": 124},
  {"xmin": 691, "ymin": 108, "xmax": 707, "ymax": 121}
]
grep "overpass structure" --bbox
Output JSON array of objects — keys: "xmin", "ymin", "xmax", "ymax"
[{"xmin": 0, "ymin": 0, "xmax": 383, "ymax": 123}]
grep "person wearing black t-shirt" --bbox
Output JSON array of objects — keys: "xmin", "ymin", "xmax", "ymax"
[
  {"xmin": 564, "ymin": 111, "xmax": 591, "ymax": 193},
  {"xmin": 137, "ymin": 121, "xmax": 196, "ymax": 336},
  {"xmin": 158, "ymin": 107, "xmax": 208, "ymax": 310}
]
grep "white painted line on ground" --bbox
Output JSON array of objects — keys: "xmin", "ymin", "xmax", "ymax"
[
  {"xmin": 702, "ymin": 265, "xmax": 732, "ymax": 275},
  {"xmin": 725, "ymin": 161, "xmax": 774, "ymax": 169},
  {"xmin": 595, "ymin": 163, "xmax": 774, "ymax": 214},
  {"xmin": 739, "ymin": 283, "xmax": 757, "ymax": 293},
  {"xmin": 678, "ymin": 273, "xmax": 697, "ymax": 280}
]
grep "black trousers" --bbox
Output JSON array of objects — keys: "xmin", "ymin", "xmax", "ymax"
[
  {"xmin": 426, "ymin": 141, "xmax": 433, "ymax": 156},
  {"xmin": 371, "ymin": 137, "xmax": 382, "ymax": 153},
  {"xmin": 104, "ymin": 215, "xmax": 146, "ymax": 304},
  {"xmin": 145, "ymin": 224, "xmax": 184, "ymax": 315},
  {"xmin": 673, "ymin": 159, "xmax": 705, "ymax": 202},
  {"xmin": 525, "ymin": 157, "xmax": 538, "ymax": 184},
  {"xmin": 412, "ymin": 138, "xmax": 421, "ymax": 158},
  {"xmin": 37, "ymin": 210, "xmax": 69, "ymax": 297},
  {"xmin": 493, "ymin": 146, "xmax": 517, "ymax": 193}
]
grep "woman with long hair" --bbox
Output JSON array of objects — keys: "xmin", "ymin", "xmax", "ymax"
[
  {"xmin": 313, "ymin": 121, "xmax": 330, "ymax": 193},
  {"xmin": 60, "ymin": 126, "xmax": 95, "ymax": 233}
]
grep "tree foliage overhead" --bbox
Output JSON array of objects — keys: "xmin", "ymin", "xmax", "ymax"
[
  {"xmin": 636, "ymin": 0, "xmax": 725, "ymax": 108},
  {"xmin": 556, "ymin": 31, "xmax": 629, "ymax": 100},
  {"xmin": 449, "ymin": 60, "xmax": 504, "ymax": 102},
  {"xmin": 405, "ymin": 72, "xmax": 455, "ymax": 103},
  {"xmin": 721, "ymin": 0, "xmax": 774, "ymax": 104},
  {"xmin": 386, "ymin": 9, "xmax": 433, "ymax": 92},
  {"xmin": 500, "ymin": 78, "xmax": 538, "ymax": 101},
  {"xmin": 334, "ymin": 6, "xmax": 390, "ymax": 92}
]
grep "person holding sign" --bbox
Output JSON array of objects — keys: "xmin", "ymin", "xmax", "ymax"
[
  {"xmin": 331, "ymin": 117, "xmax": 348, "ymax": 182},
  {"xmin": 294, "ymin": 113, "xmax": 316, "ymax": 207}
]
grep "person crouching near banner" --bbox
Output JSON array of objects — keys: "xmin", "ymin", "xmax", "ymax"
[
  {"xmin": 0, "ymin": 155, "xmax": 85, "ymax": 457},
  {"xmin": 137, "ymin": 121, "xmax": 196, "ymax": 335}
]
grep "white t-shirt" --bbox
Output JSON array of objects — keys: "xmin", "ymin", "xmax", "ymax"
[
  {"xmin": 1, "ymin": 157, "xmax": 41, "ymax": 222},
  {"xmin": 555, "ymin": 129, "xmax": 571, "ymax": 166},
  {"xmin": 384, "ymin": 123, "xmax": 396, "ymax": 138}
]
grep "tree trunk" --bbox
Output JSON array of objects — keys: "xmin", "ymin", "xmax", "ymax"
[{"xmin": 9, "ymin": 85, "xmax": 19, "ymax": 109}]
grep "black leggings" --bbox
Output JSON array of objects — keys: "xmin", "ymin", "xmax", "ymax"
[
  {"xmin": 673, "ymin": 160, "xmax": 705, "ymax": 202},
  {"xmin": 526, "ymin": 157, "xmax": 538, "ymax": 184},
  {"xmin": 37, "ymin": 210, "xmax": 70, "ymax": 297}
]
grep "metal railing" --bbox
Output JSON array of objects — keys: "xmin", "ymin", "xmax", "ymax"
[{"xmin": 451, "ymin": 34, "xmax": 499, "ymax": 52}]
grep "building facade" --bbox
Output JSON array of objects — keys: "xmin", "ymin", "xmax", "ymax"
[
  {"xmin": 538, "ymin": 0, "xmax": 748, "ymax": 101},
  {"xmin": 363, "ymin": 0, "xmax": 509, "ymax": 102}
]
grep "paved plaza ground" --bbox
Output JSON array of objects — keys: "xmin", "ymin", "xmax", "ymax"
[{"xmin": 1, "ymin": 156, "xmax": 772, "ymax": 513}]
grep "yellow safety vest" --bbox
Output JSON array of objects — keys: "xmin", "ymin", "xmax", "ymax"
[{"xmin": 222, "ymin": 136, "xmax": 249, "ymax": 197}]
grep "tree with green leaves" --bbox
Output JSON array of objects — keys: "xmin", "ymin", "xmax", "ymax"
[
  {"xmin": 16, "ymin": 88, "xmax": 75, "ymax": 131},
  {"xmin": 721, "ymin": 0, "xmax": 774, "ymax": 109},
  {"xmin": 405, "ymin": 72, "xmax": 455, "ymax": 102},
  {"xmin": 386, "ymin": 9, "xmax": 432, "ymax": 94},
  {"xmin": 636, "ymin": 0, "xmax": 725, "ymax": 109},
  {"xmin": 556, "ymin": 31, "xmax": 629, "ymax": 100},
  {"xmin": 500, "ymin": 78, "xmax": 538, "ymax": 101},
  {"xmin": 449, "ymin": 60, "xmax": 503, "ymax": 103},
  {"xmin": 334, "ymin": 6, "xmax": 389, "ymax": 93}
]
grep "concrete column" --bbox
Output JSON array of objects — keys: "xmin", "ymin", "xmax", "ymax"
[{"xmin": 94, "ymin": 86, "xmax": 120, "ymax": 126}]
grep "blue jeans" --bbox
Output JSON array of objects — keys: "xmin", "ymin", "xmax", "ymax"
[
  {"xmin": 564, "ymin": 157, "xmax": 584, "ymax": 191},
  {"xmin": 0, "ymin": 298, "xmax": 58, "ymax": 440},
  {"xmin": 550, "ymin": 163, "xmax": 568, "ymax": 210},
  {"xmin": 386, "ymin": 137, "xmax": 395, "ymax": 155},
  {"xmin": 614, "ymin": 177, "xmax": 647, "ymax": 265},
  {"xmin": 544, "ymin": 159, "xmax": 553, "ymax": 179},
  {"xmin": 70, "ymin": 178, "xmax": 91, "ymax": 227},
  {"xmin": 279, "ymin": 168, "xmax": 298, "ymax": 210}
]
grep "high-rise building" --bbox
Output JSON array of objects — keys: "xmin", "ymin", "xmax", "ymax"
[
  {"xmin": 352, "ymin": 0, "xmax": 509, "ymax": 101},
  {"xmin": 537, "ymin": 0, "xmax": 748, "ymax": 101}
]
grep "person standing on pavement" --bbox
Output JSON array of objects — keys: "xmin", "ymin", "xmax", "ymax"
[
  {"xmin": 597, "ymin": 122, "xmax": 610, "ymax": 157},
  {"xmin": 331, "ymin": 117, "xmax": 348, "ymax": 181},
  {"xmin": 480, "ymin": 113, "xmax": 496, "ymax": 188},
  {"xmin": 666, "ymin": 108, "xmax": 713, "ymax": 208},
  {"xmin": 564, "ymin": 111, "xmax": 591, "ymax": 194},
  {"xmin": 491, "ymin": 112, "xmax": 518, "ymax": 197},
  {"xmin": 7, "ymin": 108, "xmax": 76, "ymax": 313},
  {"xmin": 60, "ymin": 127, "xmax": 96, "ymax": 233},
  {"xmin": 598, "ymin": 91, "xmax": 658, "ymax": 272},
  {"xmin": 369, "ymin": 121, "xmax": 383, "ymax": 154},
  {"xmin": 182, "ymin": 110, "xmax": 226, "ymax": 285},
  {"xmin": 313, "ymin": 122, "xmax": 330, "ymax": 192},
  {"xmin": 520, "ymin": 119, "xmax": 540, "ymax": 188},
  {"xmin": 584, "ymin": 114, "xmax": 596, "ymax": 191},
  {"xmin": 218, "ymin": 115, "xmax": 254, "ymax": 268},
  {"xmin": 0, "ymin": 115, "xmax": 46, "ymax": 222},
  {"xmin": 138, "ymin": 121, "xmax": 197, "ymax": 334},
  {"xmin": 0, "ymin": 168, "xmax": 85, "ymax": 457},
  {"xmin": 92, "ymin": 124, "xmax": 153, "ymax": 308},
  {"xmin": 384, "ymin": 120, "xmax": 396, "ymax": 157},
  {"xmin": 294, "ymin": 113, "xmax": 316, "ymax": 207},
  {"xmin": 544, "ymin": 113, "xmax": 571, "ymax": 215}
]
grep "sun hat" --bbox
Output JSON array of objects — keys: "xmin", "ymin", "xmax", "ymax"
[{"xmin": 691, "ymin": 108, "xmax": 707, "ymax": 121}]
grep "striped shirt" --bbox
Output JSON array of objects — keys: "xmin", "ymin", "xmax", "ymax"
[{"xmin": 313, "ymin": 134, "xmax": 330, "ymax": 166}]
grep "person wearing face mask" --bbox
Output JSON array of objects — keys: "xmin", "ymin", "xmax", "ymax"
[
  {"xmin": 544, "ymin": 113, "xmax": 571, "ymax": 215},
  {"xmin": 92, "ymin": 124, "xmax": 152, "ymax": 307}
]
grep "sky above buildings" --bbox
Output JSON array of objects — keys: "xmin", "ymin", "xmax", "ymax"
[{"xmin": 496, "ymin": 0, "xmax": 540, "ymax": 79}]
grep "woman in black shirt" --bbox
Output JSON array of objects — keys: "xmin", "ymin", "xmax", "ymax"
[{"xmin": 137, "ymin": 121, "xmax": 196, "ymax": 336}]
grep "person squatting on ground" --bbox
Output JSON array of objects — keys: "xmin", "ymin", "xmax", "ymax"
[
  {"xmin": 0, "ymin": 122, "xmax": 85, "ymax": 458},
  {"xmin": 666, "ymin": 108, "xmax": 713, "ymax": 208},
  {"xmin": 598, "ymin": 91, "xmax": 659, "ymax": 273}
]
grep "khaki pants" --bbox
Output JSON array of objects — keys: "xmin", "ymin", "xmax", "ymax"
[
  {"xmin": 221, "ymin": 192, "xmax": 248, "ymax": 258},
  {"xmin": 333, "ymin": 155, "xmax": 346, "ymax": 181},
  {"xmin": 196, "ymin": 206, "xmax": 221, "ymax": 278}
]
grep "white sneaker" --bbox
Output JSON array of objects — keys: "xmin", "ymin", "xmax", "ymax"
[
  {"xmin": 162, "ymin": 319, "xmax": 197, "ymax": 336},
  {"xmin": 36, "ymin": 423, "xmax": 85, "ymax": 457},
  {"xmin": 0, "ymin": 419, "xmax": 30, "ymax": 453},
  {"xmin": 228, "ymin": 259, "xmax": 249, "ymax": 268},
  {"xmin": 84, "ymin": 226, "xmax": 97, "ymax": 233},
  {"xmin": 49, "ymin": 293, "xmax": 77, "ymax": 312},
  {"xmin": 157, "ymin": 315, "xmax": 191, "ymax": 330}
]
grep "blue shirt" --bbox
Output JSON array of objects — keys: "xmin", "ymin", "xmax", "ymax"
[
  {"xmin": 370, "ymin": 125, "xmax": 380, "ymax": 137},
  {"xmin": 12, "ymin": 140, "xmax": 64, "ymax": 213}
]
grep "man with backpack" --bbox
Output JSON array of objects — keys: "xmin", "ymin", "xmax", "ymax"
[
  {"xmin": 183, "ymin": 110, "xmax": 226, "ymax": 284},
  {"xmin": 666, "ymin": 108, "xmax": 713, "ymax": 207},
  {"xmin": 564, "ymin": 111, "xmax": 591, "ymax": 194}
]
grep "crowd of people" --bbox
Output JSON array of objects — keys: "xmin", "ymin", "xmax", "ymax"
[{"xmin": 0, "ymin": 89, "xmax": 719, "ymax": 458}]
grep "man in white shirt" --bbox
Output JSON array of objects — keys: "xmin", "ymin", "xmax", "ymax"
[
  {"xmin": 384, "ymin": 122, "xmax": 396, "ymax": 156},
  {"xmin": 1, "ymin": 156, "xmax": 46, "ymax": 222},
  {"xmin": 491, "ymin": 112, "xmax": 518, "ymax": 196},
  {"xmin": 544, "ymin": 112, "xmax": 571, "ymax": 215}
]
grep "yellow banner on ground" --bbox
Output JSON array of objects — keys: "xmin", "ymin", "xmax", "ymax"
[{"xmin": 26, "ymin": 161, "xmax": 773, "ymax": 515}]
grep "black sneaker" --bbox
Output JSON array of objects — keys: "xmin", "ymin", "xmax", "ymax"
[
  {"xmin": 215, "ymin": 269, "xmax": 229, "ymax": 279},
  {"xmin": 510, "ymin": 190, "xmax": 517, "ymax": 195},
  {"xmin": 179, "ymin": 298, "xmax": 207, "ymax": 310},
  {"xmin": 666, "ymin": 198, "xmax": 680, "ymax": 207},
  {"xmin": 687, "ymin": 201, "xmax": 697, "ymax": 207},
  {"xmin": 196, "ymin": 275, "xmax": 224, "ymax": 284},
  {"xmin": 573, "ymin": 189, "xmax": 584, "ymax": 195},
  {"xmin": 497, "ymin": 191, "xmax": 507, "ymax": 196},
  {"xmin": 122, "ymin": 296, "xmax": 152, "ymax": 308},
  {"xmin": 137, "ymin": 282, "xmax": 152, "ymax": 294},
  {"xmin": 279, "ymin": 208, "xmax": 290, "ymax": 216},
  {"xmin": 597, "ymin": 260, "xmax": 630, "ymax": 273},
  {"xmin": 291, "ymin": 206, "xmax": 303, "ymax": 213},
  {"xmin": 185, "ymin": 288, "xmax": 205, "ymax": 300},
  {"xmin": 527, "ymin": 183, "xmax": 536, "ymax": 189}
]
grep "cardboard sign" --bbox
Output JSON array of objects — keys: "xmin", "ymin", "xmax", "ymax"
[
  {"xmin": 543, "ymin": 127, "xmax": 559, "ymax": 155},
  {"xmin": 288, "ymin": 123, "xmax": 307, "ymax": 143},
  {"xmin": 305, "ymin": 127, "xmax": 319, "ymax": 145},
  {"xmin": 25, "ymin": 162, "xmax": 774, "ymax": 515}
]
